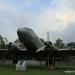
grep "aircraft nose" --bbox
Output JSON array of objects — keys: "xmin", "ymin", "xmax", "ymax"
[
  {"xmin": 17, "ymin": 27, "xmax": 29, "ymax": 33},
  {"xmin": 17, "ymin": 28, "xmax": 24, "ymax": 38},
  {"xmin": 17, "ymin": 27, "xmax": 29, "ymax": 38},
  {"xmin": 17, "ymin": 28, "xmax": 23, "ymax": 33}
]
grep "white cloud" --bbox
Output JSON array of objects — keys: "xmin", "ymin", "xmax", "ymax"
[
  {"xmin": 31, "ymin": 0, "xmax": 75, "ymax": 41},
  {"xmin": 0, "ymin": 0, "xmax": 33, "ymax": 42},
  {"xmin": 0, "ymin": 0, "xmax": 75, "ymax": 43},
  {"xmin": 35, "ymin": 6, "xmax": 75, "ymax": 32}
]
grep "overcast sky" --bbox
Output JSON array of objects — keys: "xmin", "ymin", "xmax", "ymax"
[{"xmin": 0, "ymin": 0, "xmax": 75, "ymax": 43}]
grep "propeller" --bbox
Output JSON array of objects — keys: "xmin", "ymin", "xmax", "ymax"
[{"xmin": 36, "ymin": 46, "xmax": 46, "ymax": 52}]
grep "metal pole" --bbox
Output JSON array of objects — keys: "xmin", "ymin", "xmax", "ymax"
[{"xmin": 47, "ymin": 32, "xmax": 50, "ymax": 43}]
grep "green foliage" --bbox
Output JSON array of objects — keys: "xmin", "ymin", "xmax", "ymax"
[
  {"xmin": 54, "ymin": 38, "xmax": 75, "ymax": 49},
  {"xmin": 67, "ymin": 42, "xmax": 75, "ymax": 48},
  {"xmin": 54, "ymin": 38, "xmax": 65, "ymax": 48},
  {"xmin": 0, "ymin": 35, "xmax": 6, "ymax": 49}
]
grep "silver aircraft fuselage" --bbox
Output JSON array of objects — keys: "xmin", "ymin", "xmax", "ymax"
[{"xmin": 17, "ymin": 27, "xmax": 44, "ymax": 52}]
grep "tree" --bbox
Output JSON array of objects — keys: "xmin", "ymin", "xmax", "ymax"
[
  {"xmin": 0, "ymin": 35, "xmax": 6, "ymax": 49},
  {"xmin": 67, "ymin": 42, "xmax": 75, "ymax": 48},
  {"xmin": 4, "ymin": 37, "xmax": 9, "ymax": 44},
  {"xmin": 54, "ymin": 38, "xmax": 65, "ymax": 48}
]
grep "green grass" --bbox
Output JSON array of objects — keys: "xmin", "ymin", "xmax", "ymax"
[{"xmin": 0, "ymin": 65, "xmax": 75, "ymax": 75}]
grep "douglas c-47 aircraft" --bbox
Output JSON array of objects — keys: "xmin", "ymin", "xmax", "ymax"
[
  {"xmin": 17, "ymin": 27, "xmax": 59, "ymax": 67},
  {"xmin": 0, "ymin": 27, "xmax": 75, "ymax": 68}
]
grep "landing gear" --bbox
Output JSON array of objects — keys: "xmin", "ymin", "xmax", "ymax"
[
  {"xmin": 46, "ymin": 57, "xmax": 55, "ymax": 69},
  {"xmin": 13, "ymin": 56, "xmax": 18, "ymax": 65},
  {"xmin": 13, "ymin": 59, "xmax": 18, "ymax": 64}
]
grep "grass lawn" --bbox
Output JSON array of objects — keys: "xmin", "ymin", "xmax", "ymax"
[{"xmin": 0, "ymin": 65, "xmax": 75, "ymax": 75}]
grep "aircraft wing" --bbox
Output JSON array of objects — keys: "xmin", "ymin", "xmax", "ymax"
[{"xmin": 36, "ymin": 46, "xmax": 46, "ymax": 52}]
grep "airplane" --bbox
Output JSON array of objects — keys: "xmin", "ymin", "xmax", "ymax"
[
  {"xmin": 17, "ymin": 27, "xmax": 60, "ymax": 67},
  {"xmin": 0, "ymin": 27, "xmax": 75, "ymax": 68}
]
